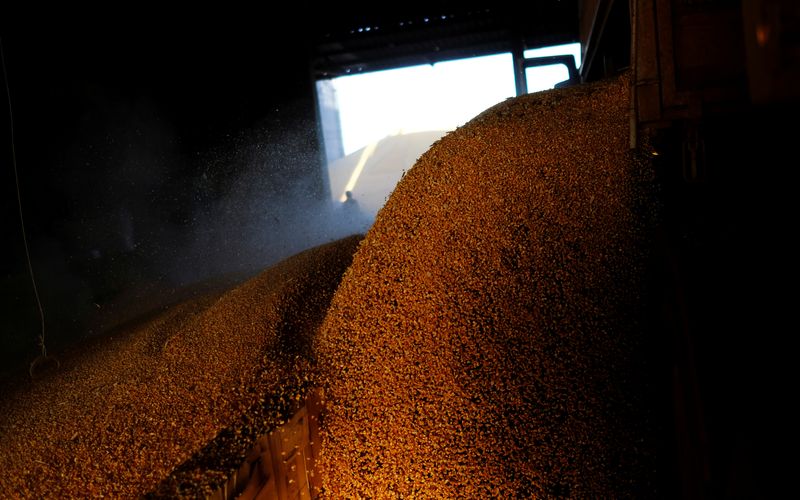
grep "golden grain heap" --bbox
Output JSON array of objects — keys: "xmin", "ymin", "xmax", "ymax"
[
  {"xmin": 313, "ymin": 74, "xmax": 657, "ymax": 497},
  {"xmin": 0, "ymin": 235, "xmax": 361, "ymax": 498},
  {"xmin": 1, "ymin": 74, "xmax": 655, "ymax": 499}
]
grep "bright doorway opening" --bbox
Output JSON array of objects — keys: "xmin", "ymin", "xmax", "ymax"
[{"xmin": 315, "ymin": 43, "xmax": 581, "ymax": 218}]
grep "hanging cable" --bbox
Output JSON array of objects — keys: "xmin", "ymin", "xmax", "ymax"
[{"xmin": 1, "ymin": 36, "xmax": 49, "ymax": 364}]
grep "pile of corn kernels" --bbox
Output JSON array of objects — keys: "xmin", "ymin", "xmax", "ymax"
[
  {"xmin": 1, "ymin": 73, "xmax": 658, "ymax": 499},
  {"xmin": 0, "ymin": 235, "xmax": 361, "ymax": 498},
  {"xmin": 313, "ymin": 74, "xmax": 657, "ymax": 497}
]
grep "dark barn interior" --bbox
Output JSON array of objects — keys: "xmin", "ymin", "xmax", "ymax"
[{"xmin": 1, "ymin": 1, "xmax": 798, "ymax": 498}]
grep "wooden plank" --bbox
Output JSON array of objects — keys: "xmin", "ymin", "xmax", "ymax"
[
  {"xmin": 635, "ymin": 0, "xmax": 664, "ymax": 124},
  {"xmin": 305, "ymin": 389, "xmax": 324, "ymax": 497},
  {"xmin": 233, "ymin": 390, "xmax": 323, "ymax": 500}
]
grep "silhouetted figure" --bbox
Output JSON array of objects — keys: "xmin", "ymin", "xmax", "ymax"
[
  {"xmin": 343, "ymin": 190, "xmax": 359, "ymax": 211},
  {"xmin": 342, "ymin": 190, "xmax": 370, "ymax": 233}
]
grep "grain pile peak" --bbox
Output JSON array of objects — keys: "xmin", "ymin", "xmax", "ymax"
[
  {"xmin": 313, "ymin": 73, "xmax": 657, "ymax": 497},
  {"xmin": 0, "ymin": 235, "xmax": 362, "ymax": 498}
]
